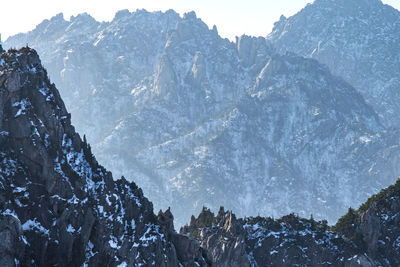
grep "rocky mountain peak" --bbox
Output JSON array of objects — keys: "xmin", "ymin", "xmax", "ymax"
[
  {"xmin": 183, "ymin": 11, "xmax": 197, "ymax": 20},
  {"xmin": 0, "ymin": 47, "xmax": 71, "ymax": 162},
  {"xmin": 24, "ymin": 13, "xmax": 69, "ymax": 42},
  {"xmin": 49, "ymin": 13, "xmax": 66, "ymax": 23},
  {"xmin": 314, "ymin": 0, "xmax": 383, "ymax": 9},
  {"xmin": 113, "ymin": 9, "xmax": 131, "ymax": 20},
  {"xmin": 236, "ymin": 35, "xmax": 272, "ymax": 70},
  {"xmin": 35, "ymin": 12, "xmax": 67, "ymax": 29},
  {"xmin": 169, "ymin": 11, "xmax": 212, "ymax": 44},
  {"xmin": 111, "ymin": 8, "xmax": 180, "ymax": 27},
  {"xmin": 69, "ymin": 12, "xmax": 97, "ymax": 24},
  {"xmin": 268, "ymin": 0, "xmax": 400, "ymax": 128},
  {"xmin": 158, "ymin": 207, "xmax": 175, "ymax": 231}
]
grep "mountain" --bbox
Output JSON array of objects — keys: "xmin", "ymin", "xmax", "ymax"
[
  {"xmin": 0, "ymin": 46, "xmax": 209, "ymax": 266},
  {"xmin": 267, "ymin": 0, "xmax": 400, "ymax": 129},
  {"xmin": 183, "ymin": 178, "xmax": 400, "ymax": 266},
  {"xmin": 5, "ymin": 8, "xmax": 400, "ymax": 227},
  {"xmin": 2, "ymin": 45, "xmax": 400, "ymax": 266}
]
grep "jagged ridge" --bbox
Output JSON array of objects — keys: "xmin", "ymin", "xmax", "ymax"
[{"xmin": 183, "ymin": 175, "xmax": 400, "ymax": 267}]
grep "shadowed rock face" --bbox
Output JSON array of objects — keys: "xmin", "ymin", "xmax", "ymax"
[
  {"xmin": 334, "ymin": 178, "xmax": 400, "ymax": 266},
  {"xmin": 0, "ymin": 46, "xmax": 208, "ymax": 267},
  {"xmin": 0, "ymin": 214, "xmax": 24, "ymax": 267},
  {"xmin": 181, "ymin": 207, "xmax": 372, "ymax": 267},
  {"xmin": 182, "ymin": 184, "xmax": 400, "ymax": 267}
]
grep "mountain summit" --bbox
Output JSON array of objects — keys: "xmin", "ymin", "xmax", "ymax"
[{"xmin": 268, "ymin": 0, "xmax": 400, "ymax": 128}]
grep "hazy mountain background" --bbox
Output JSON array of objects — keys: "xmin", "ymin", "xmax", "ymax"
[
  {"xmin": 268, "ymin": 0, "xmax": 400, "ymax": 128},
  {"xmin": 5, "ymin": 0, "xmax": 400, "ymax": 227}
]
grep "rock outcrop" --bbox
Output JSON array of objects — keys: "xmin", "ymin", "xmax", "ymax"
[
  {"xmin": 334, "ymin": 178, "xmax": 400, "ymax": 266},
  {"xmin": 181, "ymin": 207, "xmax": 374, "ymax": 266},
  {"xmin": 0, "ymin": 46, "xmax": 208, "ymax": 266},
  {"xmin": 0, "ymin": 214, "xmax": 25, "ymax": 267},
  {"xmin": 181, "ymin": 177, "xmax": 400, "ymax": 266}
]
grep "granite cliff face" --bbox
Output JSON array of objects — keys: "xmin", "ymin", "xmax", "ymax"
[
  {"xmin": 5, "ymin": 7, "xmax": 400, "ymax": 227},
  {"xmin": 268, "ymin": 0, "xmax": 400, "ymax": 128},
  {"xmin": 0, "ymin": 46, "xmax": 208, "ymax": 267}
]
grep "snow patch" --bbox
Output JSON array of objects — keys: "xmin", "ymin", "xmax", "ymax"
[
  {"xmin": 22, "ymin": 219, "xmax": 49, "ymax": 236},
  {"xmin": 12, "ymin": 99, "xmax": 31, "ymax": 118},
  {"xmin": 359, "ymin": 136, "xmax": 372, "ymax": 143},
  {"xmin": 67, "ymin": 224, "xmax": 75, "ymax": 233}
]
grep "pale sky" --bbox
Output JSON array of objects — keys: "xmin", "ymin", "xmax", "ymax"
[{"xmin": 1, "ymin": 0, "xmax": 399, "ymax": 41}]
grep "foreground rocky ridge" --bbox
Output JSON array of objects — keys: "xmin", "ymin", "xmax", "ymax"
[
  {"xmin": 183, "ymin": 176, "xmax": 400, "ymax": 266},
  {"xmin": 181, "ymin": 208, "xmax": 370, "ymax": 266},
  {"xmin": 0, "ymin": 46, "xmax": 207, "ymax": 266},
  {"xmin": 6, "ymin": 7, "xmax": 400, "ymax": 227},
  {"xmin": 334, "ymin": 178, "xmax": 400, "ymax": 265}
]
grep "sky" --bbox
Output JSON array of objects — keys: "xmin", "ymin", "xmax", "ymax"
[{"xmin": 1, "ymin": 0, "xmax": 400, "ymax": 41}]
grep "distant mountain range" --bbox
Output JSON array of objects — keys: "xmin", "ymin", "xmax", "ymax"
[{"xmin": 5, "ymin": 0, "xmax": 400, "ymax": 228}]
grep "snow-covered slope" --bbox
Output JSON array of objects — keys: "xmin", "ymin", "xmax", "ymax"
[
  {"xmin": 268, "ymin": 0, "xmax": 400, "ymax": 128},
  {"xmin": 5, "ymin": 8, "xmax": 400, "ymax": 227}
]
